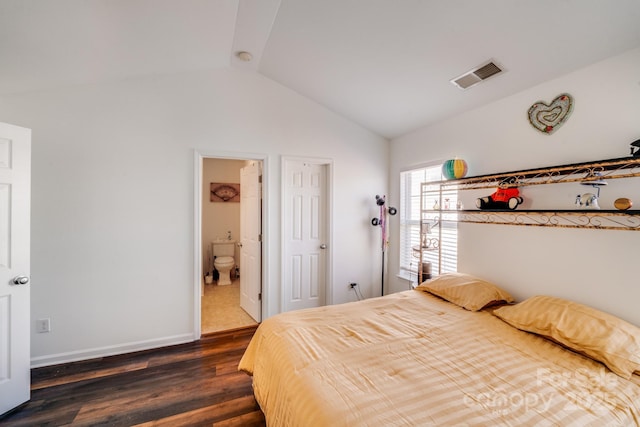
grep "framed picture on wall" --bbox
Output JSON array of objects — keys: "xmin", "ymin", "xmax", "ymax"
[{"xmin": 210, "ymin": 183, "xmax": 240, "ymax": 202}]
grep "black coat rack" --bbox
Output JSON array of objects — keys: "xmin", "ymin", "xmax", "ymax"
[{"xmin": 371, "ymin": 195, "xmax": 397, "ymax": 296}]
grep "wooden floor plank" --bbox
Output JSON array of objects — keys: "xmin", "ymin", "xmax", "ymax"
[
  {"xmin": 31, "ymin": 361, "xmax": 150, "ymax": 390},
  {"xmin": 0, "ymin": 325, "xmax": 264, "ymax": 427},
  {"xmin": 72, "ymin": 371, "xmax": 252, "ymax": 424},
  {"xmin": 133, "ymin": 395, "xmax": 262, "ymax": 427},
  {"xmin": 214, "ymin": 410, "xmax": 266, "ymax": 427}
]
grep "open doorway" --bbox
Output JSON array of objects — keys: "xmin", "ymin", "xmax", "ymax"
[{"xmin": 194, "ymin": 153, "xmax": 264, "ymax": 336}]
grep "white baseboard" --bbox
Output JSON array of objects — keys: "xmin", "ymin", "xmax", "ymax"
[{"xmin": 30, "ymin": 333, "xmax": 196, "ymax": 368}]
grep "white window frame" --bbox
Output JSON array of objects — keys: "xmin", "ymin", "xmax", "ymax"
[{"xmin": 399, "ymin": 164, "xmax": 457, "ymax": 283}]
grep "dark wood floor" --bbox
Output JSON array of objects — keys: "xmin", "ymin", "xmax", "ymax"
[{"xmin": 0, "ymin": 326, "xmax": 266, "ymax": 426}]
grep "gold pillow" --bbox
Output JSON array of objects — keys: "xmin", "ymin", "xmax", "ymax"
[
  {"xmin": 493, "ymin": 295, "xmax": 640, "ymax": 379},
  {"xmin": 415, "ymin": 272, "xmax": 514, "ymax": 311}
]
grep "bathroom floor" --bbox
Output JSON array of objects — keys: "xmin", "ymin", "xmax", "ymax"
[{"xmin": 201, "ymin": 279, "xmax": 258, "ymax": 334}]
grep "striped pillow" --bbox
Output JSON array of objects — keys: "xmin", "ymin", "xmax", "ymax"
[
  {"xmin": 415, "ymin": 272, "xmax": 514, "ymax": 311},
  {"xmin": 493, "ymin": 295, "xmax": 640, "ymax": 379}
]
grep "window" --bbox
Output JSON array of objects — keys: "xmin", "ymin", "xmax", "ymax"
[{"xmin": 399, "ymin": 164, "xmax": 457, "ymax": 283}]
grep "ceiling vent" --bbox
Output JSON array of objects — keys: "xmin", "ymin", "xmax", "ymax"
[{"xmin": 451, "ymin": 61, "xmax": 503, "ymax": 90}]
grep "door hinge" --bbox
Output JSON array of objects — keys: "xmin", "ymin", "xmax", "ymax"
[
  {"xmin": 258, "ymin": 293, "xmax": 262, "ymax": 301},
  {"xmin": 258, "ymin": 175, "xmax": 263, "ymax": 183},
  {"xmin": 258, "ymin": 234, "xmax": 262, "ymax": 242}
]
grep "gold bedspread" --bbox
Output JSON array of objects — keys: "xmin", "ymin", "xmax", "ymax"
[{"xmin": 239, "ymin": 291, "xmax": 640, "ymax": 426}]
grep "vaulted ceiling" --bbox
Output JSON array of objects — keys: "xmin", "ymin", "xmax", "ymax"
[{"xmin": 2, "ymin": 0, "xmax": 640, "ymax": 139}]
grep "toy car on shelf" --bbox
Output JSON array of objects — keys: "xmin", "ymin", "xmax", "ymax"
[{"xmin": 476, "ymin": 186, "xmax": 523, "ymax": 210}]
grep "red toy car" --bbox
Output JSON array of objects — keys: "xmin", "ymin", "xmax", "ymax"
[{"xmin": 476, "ymin": 186, "xmax": 523, "ymax": 210}]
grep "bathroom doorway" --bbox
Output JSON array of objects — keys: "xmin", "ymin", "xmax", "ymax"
[{"xmin": 195, "ymin": 154, "xmax": 264, "ymax": 336}]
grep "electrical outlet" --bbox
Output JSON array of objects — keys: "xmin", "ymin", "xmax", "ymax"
[
  {"xmin": 37, "ymin": 318, "xmax": 51, "ymax": 333},
  {"xmin": 349, "ymin": 282, "xmax": 357, "ymax": 289}
]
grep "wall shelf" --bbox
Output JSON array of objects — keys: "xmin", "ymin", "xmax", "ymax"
[
  {"xmin": 436, "ymin": 156, "xmax": 640, "ymax": 191},
  {"xmin": 454, "ymin": 209, "xmax": 640, "ymax": 230},
  {"xmin": 417, "ymin": 156, "xmax": 640, "ymax": 282}
]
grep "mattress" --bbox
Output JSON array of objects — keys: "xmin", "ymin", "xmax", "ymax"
[{"xmin": 239, "ymin": 290, "xmax": 640, "ymax": 426}]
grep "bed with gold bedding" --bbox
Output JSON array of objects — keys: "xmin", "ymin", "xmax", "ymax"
[{"xmin": 239, "ymin": 276, "xmax": 640, "ymax": 426}]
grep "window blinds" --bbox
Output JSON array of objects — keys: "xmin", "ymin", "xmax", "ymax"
[{"xmin": 399, "ymin": 165, "xmax": 457, "ymax": 284}]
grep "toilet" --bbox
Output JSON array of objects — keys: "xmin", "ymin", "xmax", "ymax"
[{"xmin": 212, "ymin": 240, "xmax": 236, "ymax": 286}]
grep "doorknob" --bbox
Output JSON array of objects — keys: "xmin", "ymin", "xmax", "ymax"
[
  {"xmin": 320, "ymin": 244, "xmax": 327, "ymax": 249},
  {"xmin": 12, "ymin": 276, "xmax": 29, "ymax": 285}
]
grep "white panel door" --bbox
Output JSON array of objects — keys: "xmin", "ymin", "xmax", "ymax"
[
  {"xmin": 284, "ymin": 160, "xmax": 327, "ymax": 312},
  {"xmin": 240, "ymin": 162, "xmax": 261, "ymax": 322},
  {"xmin": 0, "ymin": 123, "xmax": 31, "ymax": 415}
]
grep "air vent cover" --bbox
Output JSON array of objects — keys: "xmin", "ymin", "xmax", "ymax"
[{"xmin": 451, "ymin": 61, "xmax": 503, "ymax": 90}]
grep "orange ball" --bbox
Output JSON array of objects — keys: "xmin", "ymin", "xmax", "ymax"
[{"xmin": 614, "ymin": 198, "xmax": 632, "ymax": 210}]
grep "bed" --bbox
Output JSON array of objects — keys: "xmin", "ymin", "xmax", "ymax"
[{"xmin": 239, "ymin": 273, "xmax": 640, "ymax": 426}]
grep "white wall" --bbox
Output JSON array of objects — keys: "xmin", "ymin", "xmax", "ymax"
[
  {"xmin": 388, "ymin": 47, "xmax": 640, "ymax": 326},
  {"xmin": 0, "ymin": 67, "xmax": 388, "ymax": 365}
]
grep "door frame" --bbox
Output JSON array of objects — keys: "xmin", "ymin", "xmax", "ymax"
[
  {"xmin": 281, "ymin": 156, "xmax": 333, "ymax": 311},
  {"xmin": 193, "ymin": 150, "xmax": 268, "ymax": 339}
]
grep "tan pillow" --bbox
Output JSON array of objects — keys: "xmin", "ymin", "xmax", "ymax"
[
  {"xmin": 493, "ymin": 295, "xmax": 640, "ymax": 379},
  {"xmin": 415, "ymin": 272, "xmax": 514, "ymax": 311}
]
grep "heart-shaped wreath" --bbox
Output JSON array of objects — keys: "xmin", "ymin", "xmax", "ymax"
[{"xmin": 528, "ymin": 93, "xmax": 573, "ymax": 134}]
